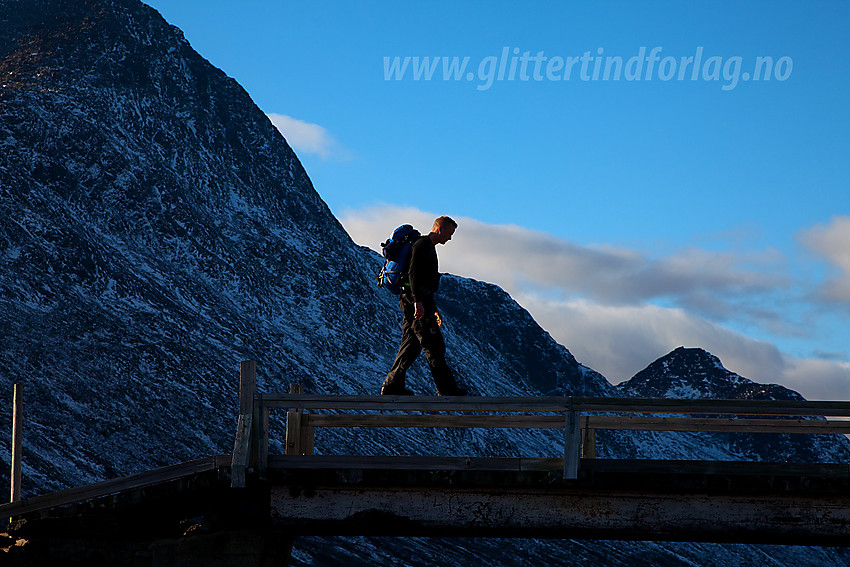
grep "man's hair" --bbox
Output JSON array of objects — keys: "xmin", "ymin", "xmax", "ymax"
[{"xmin": 433, "ymin": 216, "xmax": 458, "ymax": 230}]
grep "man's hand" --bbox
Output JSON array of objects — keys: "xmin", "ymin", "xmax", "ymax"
[
  {"xmin": 414, "ymin": 301, "xmax": 424, "ymax": 319},
  {"xmin": 435, "ymin": 310, "xmax": 442, "ymax": 326}
]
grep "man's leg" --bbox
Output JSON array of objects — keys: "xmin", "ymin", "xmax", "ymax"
[
  {"xmin": 382, "ymin": 297, "xmax": 421, "ymax": 394},
  {"xmin": 413, "ymin": 315, "xmax": 465, "ymax": 396}
]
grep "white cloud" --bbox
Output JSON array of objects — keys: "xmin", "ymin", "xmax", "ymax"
[
  {"xmin": 341, "ymin": 204, "xmax": 850, "ymax": 400},
  {"xmin": 798, "ymin": 215, "xmax": 850, "ymax": 303},
  {"xmin": 781, "ymin": 358, "xmax": 850, "ymax": 400},
  {"xmin": 515, "ymin": 295, "xmax": 850, "ymax": 400},
  {"xmin": 513, "ymin": 297, "xmax": 766, "ymax": 381},
  {"xmin": 342, "ymin": 204, "xmax": 787, "ymax": 311},
  {"xmin": 266, "ymin": 113, "xmax": 349, "ymax": 160}
]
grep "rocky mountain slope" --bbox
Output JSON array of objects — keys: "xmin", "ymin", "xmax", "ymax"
[
  {"xmin": 2, "ymin": 1, "xmax": 849, "ymax": 565},
  {"xmin": 0, "ymin": 0, "xmax": 608, "ymax": 494}
]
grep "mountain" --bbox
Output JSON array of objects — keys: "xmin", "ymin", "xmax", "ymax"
[
  {"xmin": 0, "ymin": 0, "xmax": 608, "ymax": 493},
  {"xmin": 2, "ymin": 1, "xmax": 849, "ymax": 565},
  {"xmin": 610, "ymin": 347, "xmax": 850, "ymax": 464},
  {"xmin": 620, "ymin": 346, "xmax": 803, "ymax": 401}
]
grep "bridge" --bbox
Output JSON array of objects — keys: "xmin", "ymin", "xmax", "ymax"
[{"xmin": 4, "ymin": 360, "xmax": 850, "ymax": 565}]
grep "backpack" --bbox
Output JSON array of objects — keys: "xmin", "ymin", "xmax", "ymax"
[{"xmin": 376, "ymin": 224, "xmax": 421, "ymax": 294}]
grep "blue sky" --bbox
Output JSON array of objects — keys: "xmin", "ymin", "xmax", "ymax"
[{"xmin": 145, "ymin": 1, "xmax": 849, "ymax": 398}]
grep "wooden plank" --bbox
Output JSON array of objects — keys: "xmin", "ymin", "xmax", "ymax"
[
  {"xmin": 258, "ymin": 406, "xmax": 270, "ymax": 472},
  {"xmin": 564, "ymin": 408, "xmax": 580, "ymax": 480},
  {"xmin": 581, "ymin": 458, "xmax": 850, "ymax": 478},
  {"xmin": 258, "ymin": 394, "xmax": 850, "ymax": 417},
  {"xmin": 300, "ymin": 425, "xmax": 315, "ymax": 456},
  {"xmin": 238, "ymin": 361, "xmax": 257, "ymax": 415},
  {"xmin": 260, "ymin": 394, "xmax": 572, "ymax": 412},
  {"xmin": 269, "ymin": 455, "xmax": 850, "ymax": 477},
  {"xmin": 301, "ymin": 414, "xmax": 565, "ymax": 429},
  {"xmin": 232, "ymin": 361, "xmax": 258, "ymax": 487},
  {"xmin": 587, "ymin": 416, "xmax": 850, "ymax": 434},
  {"xmin": 520, "ymin": 458, "xmax": 565, "ymax": 471},
  {"xmin": 268, "ymin": 455, "xmax": 564, "ymax": 472},
  {"xmin": 231, "ymin": 414, "xmax": 252, "ymax": 488},
  {"xmin": 296, "ymin": 413, "xmax": 850, "ymax": 434},
  {"xmin": 0, "ymin": 455, "xmax": 229, "ymax": 518},
  {"xmin": 582, "ymin": 416, "xmax": 596, "ymax": 459},
  {"xmin": 575, "ymin": 397, "xmax": 850, "ymax": 417},
  {"xmin": 295, "ymin": 413, "xmax": 850, "ymax": 434},
  {"xmin": 268, "ymin": 481, "xmax": 850, "ymax": 544},
  {"xmin": 285, "ymin": 384, "xmax": 305, "ymax": 456}
]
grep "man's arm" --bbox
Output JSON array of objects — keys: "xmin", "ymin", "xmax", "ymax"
[
  {"xmin": 408, "ymin": 238, "xmax": 439, "ymax": 320},
  {"xmin": 408, "ymin": 239, "xmax": 426, "ymax": 318}
]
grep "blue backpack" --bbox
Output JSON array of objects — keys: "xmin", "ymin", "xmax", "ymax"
[{"xmin": 376, "ymin": 224, "xmax": 421, "ymax": 294}]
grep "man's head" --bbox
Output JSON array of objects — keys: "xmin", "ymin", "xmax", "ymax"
[{"xmin": 430, "ymin": 216, "xmax": 457, "ymax": 245}]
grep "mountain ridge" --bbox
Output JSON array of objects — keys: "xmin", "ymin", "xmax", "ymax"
[{"xmin": 3, "ymin": 1, "xmax": 850, "ymax": 565}]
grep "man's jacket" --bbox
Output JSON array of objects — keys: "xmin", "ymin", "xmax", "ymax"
[{"xmin": 406, "ymin": 236, "xmax": 440, "ymax": 309}]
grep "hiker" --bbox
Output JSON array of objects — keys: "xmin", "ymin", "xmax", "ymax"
[{"xmin": 381, "ymin": 216, "xmax": 468, "ymax": 396}]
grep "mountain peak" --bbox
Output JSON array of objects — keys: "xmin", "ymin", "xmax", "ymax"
[
  {"xmin": 618, "ymin": 346, "xmax": 803, "ymax": 401},
  {"xmin": 657, "ymin": 346, "xmax": 726, "ymax": 374}
]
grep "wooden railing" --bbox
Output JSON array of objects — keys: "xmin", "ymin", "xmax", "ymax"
[{"xmin": 230, "ymin": 361, "xmax": 850, "ymax": 486}]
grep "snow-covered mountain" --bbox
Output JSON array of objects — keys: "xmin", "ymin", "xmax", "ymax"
[
  {"xmin": 2, "ymin": 1, "xmax": 849, "ymax": 564},
  {"xmin": 620, "ymin": 346, "xmax": 803, "ymax": 401},
  {"xmin": 610, "ymin": 347, "xmax": 850, "ymax": 465},
  {"xmin": 0, "ymin": 0, "xmax": 608, "ymax": 494}
]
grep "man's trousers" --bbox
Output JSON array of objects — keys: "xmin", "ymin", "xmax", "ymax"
[{"xmin": 383, "ymin": 294, "xmax": 459, "ymax": 395}]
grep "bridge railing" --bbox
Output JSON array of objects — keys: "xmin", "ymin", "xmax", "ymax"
[{"xmin": 230, "ymin": 361, "xmax": 850, "ymax": 487}]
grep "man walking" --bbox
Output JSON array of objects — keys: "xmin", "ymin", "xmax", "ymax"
[{"xmin": 381, "ymin": 216, "xmax": 468, "ymax": 396}]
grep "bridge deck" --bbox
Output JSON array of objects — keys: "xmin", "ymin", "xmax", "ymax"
[
  {"xmin": 4, "ymin": 456, "xmax": 850, "ymax": 547},
  {"xmin": 266, "ymin": 457, "xmax": 850, "ymax": 545},
  {"xmin": 7, "ymin": 374, "xmax": 850, "ymax": 550}
]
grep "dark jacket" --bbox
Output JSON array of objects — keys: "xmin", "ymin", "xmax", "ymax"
[{"xmin": 406, "ymin": 235, "xmax": 440, "ymax": 309}]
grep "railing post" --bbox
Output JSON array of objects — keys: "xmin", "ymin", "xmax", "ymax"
[
  {"xmin": 582, "ymin": 415, "xmax": 596, "ymax": 459},
  {"xmin": 11, "ymin": 383, "xmax": 22, "ymax": 503},
  {"xmin": 564, "ymin": 397, "xmax": 580, "ymax": 479},
  {"xmin": 238, "ymin": 360, "xmax": 257, "ymax": 416},
  {"xmin": 301, "ymin": 417, "xmax": 315, "ymax": 455},
  {"xmin": 231, "ymin": 361, "xmax": 257, "ymax": 488},
  {"xmin": 285, "ymin": 384, "xmax": 305, "ymax": 455},
  {"xmin": 255, "ymin": 400, "xmax": 269, "ymax": 476}
]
